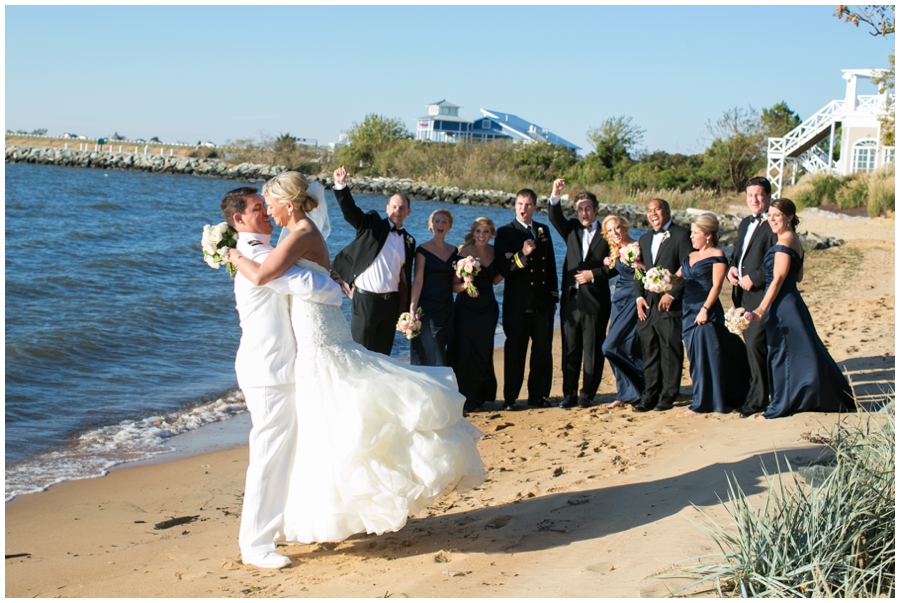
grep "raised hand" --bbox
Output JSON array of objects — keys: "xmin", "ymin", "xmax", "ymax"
[
  {"xmin": 333, "ymin": 166, "xmax": 347, "ymax": 187},
  {"xmin": 551, "ymin": 178, "xmax": 567, "ymax": 197}
]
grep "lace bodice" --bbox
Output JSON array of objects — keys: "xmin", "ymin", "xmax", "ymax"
[{"xmin": 291, "ymin": 259, "xmax": 354, "ymax": 359}]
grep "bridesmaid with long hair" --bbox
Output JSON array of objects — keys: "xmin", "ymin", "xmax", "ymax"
[
  {"xmin": 600, "ymin": 215, "xmax": 645, "ymax": 408},
  {"xmin": 409, "ymin": 209, "xmax": 458, "ymax": 366},
  {"xmin": 451, "ymin": 217, "xmax": 503, "ymax": 413},
  {"xmin": 750, "ymin": 199, "xmax": 855, "ymax": 419}
]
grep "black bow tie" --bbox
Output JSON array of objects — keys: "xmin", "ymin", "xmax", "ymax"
[
  {"xmin": 653, "ymin": 229, "xmax": 665, "ymax": 235},
  {"xmin": 391, "ymin": 226, "xmax": 406, "ymax": 235},
  {"xmin": 750, "ymin": 214, "xmax": 762, "ymax": 223}
]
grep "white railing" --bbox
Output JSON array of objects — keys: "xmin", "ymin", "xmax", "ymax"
[
  {"xmin": 796, "ymin": 146, "xmax": 837, "ymax": 174},
  {"xmin": 775, "ymin": 99, "xmax": 845, "ymax": 158}
]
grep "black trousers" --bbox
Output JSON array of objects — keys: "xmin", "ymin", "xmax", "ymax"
[
  {"xmin": 350, "ymin": 289, "xmax": 400, "ymax": 356},
  {"xmin": 560, "ymin": 300, "xmax": 609, "ymax": 401},
  {"xmin": 636, "ymin": 305, "xmax": 684, "ymax": 408},
  {"xmin": 502, "ymin": 309, "xmax": 553, "ymax": 403}
]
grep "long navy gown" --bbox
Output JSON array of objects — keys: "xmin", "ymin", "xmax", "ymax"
[
  {"xmin": 681, "ymin": 256, "xmax": 750, "ymax": 413},
  {"xmin": 601, "ymin": 260, "xmax": 643, "ymax": 404},
  {"xmin": 762, "ymin": 245, "xmax": 855, "ymax": 419},
  {"xmin": 410, "ymin": 247, "xmax": 459, "ymax": 366},
  {"xmin": 451, "ymin": 260, "xmax": 499, "ymax": 412}
]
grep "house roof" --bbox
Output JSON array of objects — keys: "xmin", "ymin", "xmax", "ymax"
[
  {"xmin": 481, "ymin": 109, "xmax": 580, "ymax": 150},
  {"xmin": 416, "ymin": 114, "xmax": 471, "ymax": 123},
  {"xmin": 426, "ymin": 100, "xmax": 461, "ymax": 108}
]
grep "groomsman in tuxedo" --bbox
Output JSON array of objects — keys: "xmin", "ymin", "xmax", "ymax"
[
  {"xmin": 548, "ymin": 179, "xmax": 614, "ymax": 409},
  {"xmin": 331, "ymin": 167, "xmax": 415, "ymax": 356},
  {"xmin": 495, "ymin": 189, "xmax": 559, "ymax": 411},
  {"xmin": 728, "ymin": 177, "xmax": 778, "ymax": 418},
  {"xmin": 633, "ymin": 198, "xmax": 693, "ymax": 412},
  {"xmin": 221, "ymin": 187, "xmax": 343, "ymax": 569}
]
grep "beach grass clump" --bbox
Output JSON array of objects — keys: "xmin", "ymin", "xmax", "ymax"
[
  {"xmin": 672, "ymin": 403, "xmax": 895, "ymax": 597},
  {"xmin": 866, "ymin": 162, "xmax": 895, "ymax": 217},
  {"xmin": 784, "ymin": 172, "xmax": 843, "ymax": 209},
  {"xmin": 834, "ymin": 173, "xmax": 868, "ymax": 210}
]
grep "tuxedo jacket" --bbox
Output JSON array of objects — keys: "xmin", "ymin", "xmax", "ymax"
[
  {"xmin": 548, "ymin": 202, "xmax": 614, "ymax": 315},
  {"xmin": 331, "ymin": 187, "xmax": 415, "ymax": 293},
  {"xmin": 729, "ymin": 216, "xmax": 777, "ymax": 308},
  {"xmin": 495, "ymin": 219, "xmax": 559, "ymax": 314},
  {"xmin": 633, "ymin": 224, "xmax": 693, "ymax": 315}
]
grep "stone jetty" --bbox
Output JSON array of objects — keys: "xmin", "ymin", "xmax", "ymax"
[{"xmin": 6, "ymin": 145, "xmax": 844, "ymax": 250}]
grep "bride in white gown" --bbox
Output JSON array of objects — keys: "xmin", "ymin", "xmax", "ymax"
[{"xmin": 226, "ymin": 171, "xmax": 486, "ymax": 544}]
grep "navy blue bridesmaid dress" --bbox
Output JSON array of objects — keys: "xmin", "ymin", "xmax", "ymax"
[
  {"xmin": 451, "ymin": 260, "xmax": 499, "ymax": 412},
  {"xmin": 601, "ymin": 260, "xmax": 644, "ymax": 404},
  {"xmin": 410, "ymin": 246, "xmax": 459, "ymax": 366},
  {"xmin": 762, "ymin": 245, "xmax": 855, "ymax": 419},
  {"xmin": 681, "ymin": 256, "xmax": 750, "ymax": 412}
]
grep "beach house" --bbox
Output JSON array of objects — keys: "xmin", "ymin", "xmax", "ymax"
[
  {"xmin": 415, "ymin": 100, "xmax": 580, "ymax": 151},
  {"xmin": 766, "ymin": 68, "xmax": 895, "ymax": 197}
]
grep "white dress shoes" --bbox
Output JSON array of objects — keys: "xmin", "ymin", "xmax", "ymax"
[{"xmin": 242, "ymin": 551, "xmax": 291, "ymax": 569}]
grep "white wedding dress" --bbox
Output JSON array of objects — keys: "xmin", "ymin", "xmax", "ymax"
[{"xmin": 276, "ymin": 259, "xmax": 486, "ymax": 544}]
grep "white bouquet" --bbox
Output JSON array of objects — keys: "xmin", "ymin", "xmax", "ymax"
[
  {"xmin": 201, "ymin": 222, "xmax": 238, "ymax": 277},
  {"xmin": 642, "ymin": 266, "xmax": 674, "ymax": 294},
  {"xmin": 725, "ymin": 306, "xmax": 754, "ymax": 335}
]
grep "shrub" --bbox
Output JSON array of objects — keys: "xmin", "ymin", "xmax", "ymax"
[
  {"xmin": 672, "ymin": 403, "xmax": 895, "ymax": 597},
  {"xmin": 835, "ymin": 173, "xmax": 868, "ymax": 210},
  {"xmin": 784, "ymin": 172, "xmax": 843, "ymax": 208},
  {"xmin": 867, "ymin": 162, "xmax": 895, "ymax": 217}
]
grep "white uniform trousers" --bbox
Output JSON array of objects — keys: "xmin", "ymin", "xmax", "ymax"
[{"xmin": 238, "ymin": 384, "xmax": 296, "ymax": 558}]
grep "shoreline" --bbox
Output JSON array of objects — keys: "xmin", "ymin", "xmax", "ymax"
[{"xmin": 5, "ymin": 209, "xmax": 894, "ymax": 597}]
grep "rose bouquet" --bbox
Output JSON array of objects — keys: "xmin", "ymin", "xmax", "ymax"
[
  {"xmin": 201, "ymin": 222, "xmax": 238, "ymax": 277},
  {"xmin": 618, "ymin": 242, "xmax": 643, "ymax": 279},
  {"xmin": 397, "ymin": 308, "xmax": 424, "ymax": 340},
  {"xmin": 642, "ymin": 266, "xmax": 674, "ymax": 294},
  {"xmin": 453, "ymin": 255, "xmax": 482, "ymax": 296},
  {"xmin": 725, "ymin": 306, "xmax": 754, "ymax": 335}
]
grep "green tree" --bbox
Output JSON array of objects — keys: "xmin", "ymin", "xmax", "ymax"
[
  {"xmin": 760, "ymin": 101, "xmax": 802, "ymax": 139},
  {"xmin": 338, "ymin": 114, "xmax": 412, "ymax": 172},
  {"xmin": 873, "ymin": 54, "xmax": 895, "ymax": 145},
  {"xmin": 700, "ymin": 106, "xmax": 765, "ymax": 192},
  {"xmin": 585, "ymin": 116, "xmax": 645, "ymax": 170}
]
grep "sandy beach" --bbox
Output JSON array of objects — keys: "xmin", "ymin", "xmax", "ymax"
[{"xmin": 5, "ymin": 210, "xmax": 894, "ymax": 598}]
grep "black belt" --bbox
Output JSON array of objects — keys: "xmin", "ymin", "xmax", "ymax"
[{"xmin": 354, "ymin": 288, "xmax": 397, "ymax": 300}]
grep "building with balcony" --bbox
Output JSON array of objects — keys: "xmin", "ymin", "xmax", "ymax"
[{"xmin": 767, "ymin": 68, "xmax": 895, "ymax": 196}]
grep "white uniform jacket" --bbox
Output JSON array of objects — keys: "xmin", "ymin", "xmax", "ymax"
[{"xmin": 233, "ymin": 232, "xmax": 342, "ymax": 389}]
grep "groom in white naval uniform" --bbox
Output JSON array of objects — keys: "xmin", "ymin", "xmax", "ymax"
[{"xmin": 221, "ymin": 187, "xmax": 343, "ymax": 570}]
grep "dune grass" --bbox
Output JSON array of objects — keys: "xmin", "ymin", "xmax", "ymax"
[{"xmin": 670, "ymin": 401, "xmax": 895, "ymax": 597}]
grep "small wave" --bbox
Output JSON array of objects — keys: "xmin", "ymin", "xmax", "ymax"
[{"xmin": 4, "ymin": 389, "xmax": 247, "ymax": 502}]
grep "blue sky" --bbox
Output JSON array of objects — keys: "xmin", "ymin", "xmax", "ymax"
[{"xmin": 5, "ymin": 4, "xmax": 893, "ymax": 155}]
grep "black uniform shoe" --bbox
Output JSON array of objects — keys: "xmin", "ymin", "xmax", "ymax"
[
  {"xmin": 632, "ymin": 402, "xmax": 654, "ymax": 413},
  {"xmin": 503, "ymin": 401, "xmax": 519, "ymax": 411},
  {"xmin": 527, "ymin": 397, "xmax": 551, "ymax": 408},
  {"xmin": 558, "ymin": 397, "xmax": 578, "ymax": 409},
  {"xmin": 653, "ymin": 401, "xmax": 674, "ymax": 411},
  {"xmin": 577, "ymin": 396, "xmax": 593, "ymax": 408}
]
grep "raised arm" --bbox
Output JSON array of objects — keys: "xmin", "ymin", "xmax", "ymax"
[
  {"xmin": 547, "ymin": 178, "xmax": 572, "ymax": 239},
  {"xmin": 332, "ymin": 167, "xmax": 367, "ymax": 231}
]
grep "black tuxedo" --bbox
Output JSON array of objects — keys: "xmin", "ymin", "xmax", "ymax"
[
  {"xmin": 634, "ymin": 223, "xmax": 693, "ymax": 409},
  {"xmin": 549, "ymin": 202, "xmax": 614, "ymax": 404},
  {"xmin": 729, "ymin": 215, "xmax": 777, "ymax": 413},
  {"xmin": 332, "ymin": 186, "xmax": 415, "ymax": 355},
  {"xmin": 495, "ymin": 218, "xmax": 558, "ymax": 406}
]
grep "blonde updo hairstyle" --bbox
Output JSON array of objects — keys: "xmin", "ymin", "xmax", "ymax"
[
  {"xmin": 601, "ymin": 214, "xmax": 631, "ymax": 263},
  {"xmin": 428, "ymin": 209, "xmax": 454, "ymax": 232},
  {"xmin": 262, "ymin": 171, "xmax": 318, "ymax": 215},
  {"xmin": 460, "ymin": 217, "xmax": 496, "ymax": 250},
  {"xmin": 692, "ymin": 213, "xmax": 720, "ymax": 247}
]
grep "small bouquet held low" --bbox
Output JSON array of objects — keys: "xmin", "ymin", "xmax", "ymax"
[
  {"xmin": 453, "ymin": 255, "xmax": 482, "ymax": 296},
  {"xmin": 618, "ymin": 242, "xmax": 643, "ymax": 279},
  {"xmin": 397, "ymin": 308, "xmax": 424, "ymax": 340},
  {"xmin": 725, "ymin": 306, "xmax": 754, "ymax": 335},
  {"xmin": 201, "ymin": 222, "xmax": 238, "ymax": 277},
  {"xmin": 642, "ymin": 266, "xmax": 674, "ymax": 294}
]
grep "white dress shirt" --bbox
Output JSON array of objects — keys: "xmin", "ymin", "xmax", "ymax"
[{"xmin": 650, "ymin": 219, "xmax": 673, "ymax": 265}]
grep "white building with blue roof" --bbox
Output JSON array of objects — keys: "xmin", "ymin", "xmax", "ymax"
[{"xmin": 415, "ymin": 100, "xmax": 579, "ymax": 151}]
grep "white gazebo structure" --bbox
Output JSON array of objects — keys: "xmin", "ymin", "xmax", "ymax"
[{"xmin": 766, "ymin": 68, "xmax": 895, "ymax": 197}]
